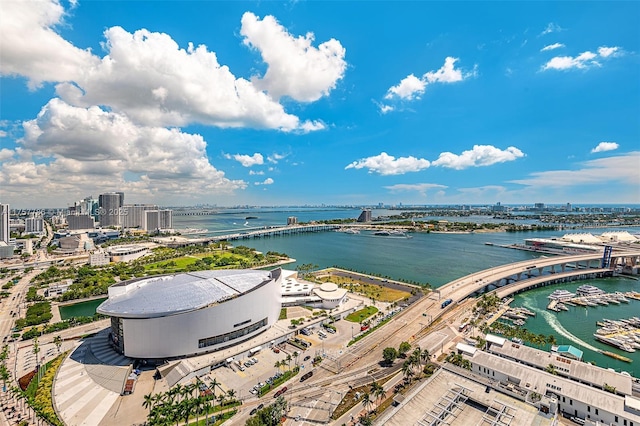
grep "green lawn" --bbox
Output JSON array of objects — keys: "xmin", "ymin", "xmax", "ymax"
[{"xmin": 345, "ymin": 306, "xmax": 378, "ymax": 323}]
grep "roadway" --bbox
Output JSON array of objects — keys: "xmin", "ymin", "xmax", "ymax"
[{"xmin": 280, "ymin": 250, "xmax": 640, "ymax": 424}]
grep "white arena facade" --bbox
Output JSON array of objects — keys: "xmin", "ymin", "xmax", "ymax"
[{"xmin": 97, "ymin": 268, "xmax": 282, "ymax": 359}]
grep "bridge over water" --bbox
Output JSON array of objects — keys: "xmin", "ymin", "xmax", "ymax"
[
  {"xmin": 157, "ymin": 224, "xmax": 341, "ymax": 247},
  {"xmin": 434, "ymin": 249, "xmax": 640, "ymax": 305}
]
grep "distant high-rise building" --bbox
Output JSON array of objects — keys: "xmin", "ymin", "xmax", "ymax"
[
  {"xmin": 67, "ymin": 214, "xmax": 96, "ymax": 230},
  {"xmin": 534, "ymin": 203, "xmax": 545, "ymax": 211},
  {"xmin": 159, "ymin": 210, "xmax": 172, "ymax": 230},
  {"xmin": 357, "ymin": 209, "xmax": 372, "ymax": 222},
  {"xmin": 25, "ymin": 216, "xmax": 44, "ymax": 234},
  {"xmin": 492, "ymin": 202, "xmax": 505, "ymax": 212},
  {"xmin": 0, "ymin": 204, "xmax": 9, "ymax": 243},
  {"xmin": 144, "ymin": 210, "xmax": 159, "ymax": 232},
  {"xmin": 143, "ymin": 209, "xmax": 173, "ymax": 232},
  {"xmin": 566, "ymin": 203, "xmax": 572, "ymax": 212},
  {"xmin": 98, "ymin": 192, "xmax": 123, "ymax": 227},
  {"xmin": 287, "ymin": 216, "xmax": 298, "ymax": 225},
  {"xmin": 122, "ymin": 204, "xmax": 157, "ymax": 229}
]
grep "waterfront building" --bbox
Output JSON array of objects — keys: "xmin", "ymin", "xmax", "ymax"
[
  {"xmin": 141, "ymin": 209, "xmax": 173, "ymax": 232},
  {"xmin": 122, "ymin": 204, "xmax": 158, "ymax": 229},
  {"xmin": 357, "ymin": 209, "xmax": 372, "ymax": 222},
  {"xmin": 287, "ymin": 216, "xmax": 298, "ymax": 225},
  {"xmin": 463, "ymin": 337, "xmax": 640, "ymax": 424},
  {"xmin": 279, "ymin": 270, "xmax": 348, "ymax": 309},
  {"xmin": 0, "ymin": 204, "xmax": 9, "ymax": 243},
  {"xmin": 483, "ymin": 334, "xmax": 635, "ymax": 396},
  {"xmin": 98, "ymin": 192, "xmax": 124, "ymax": 227},
  {"xmin": 66, "ymin": 214, "xmax": 95, "ymax": 230},
  {"xmin": 97, "ymin": 268, "xmax": 283, "ymax": 359}
]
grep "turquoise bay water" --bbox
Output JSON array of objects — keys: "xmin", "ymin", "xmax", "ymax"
[
  {"xmin": 169, "ymin": 209, "xmax": 640, "ymax": 374},
  {"xmin": 511, "ymin": 278, "xmax": 640, "ymax": 376}
]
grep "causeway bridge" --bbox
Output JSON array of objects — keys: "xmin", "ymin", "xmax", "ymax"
[
  {"xmin": 434, "ymin": 249, "xmax": 640, "ymax": 305},
  {"xmin": 158, "ymin": 224, "xmax": 341, "ymax": 247}
]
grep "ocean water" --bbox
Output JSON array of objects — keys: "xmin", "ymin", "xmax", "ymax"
[{"xmin": 168, "ymin": 208, "xmax": 640, "ymax": 374}]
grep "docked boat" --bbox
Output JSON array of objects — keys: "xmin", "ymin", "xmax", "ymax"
[
  {"xmin": 557, "ymin": 303, "xmax": 569, "ymax": 311},
  {"xmin": 593, "ymin": 334, "xmax": 636, "ymax": 353},
  {"xmin": 548, "ymin": 289, "xmax": 576, "ymax": 300},
  {"xmin": 576, "ymin": 285, "xmax": 606, "ymax": 297}
]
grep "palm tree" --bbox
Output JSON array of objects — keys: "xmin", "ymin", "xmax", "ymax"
[
  {"xmin": 142, "ymin": 393, "xmax": 154, "ymax": 415},
  {"xmin": 53, "ymin": 335, "xmax": 63, "ymax": 354},
  {"xmin": 226, "ymin": 388, "xmax": 236, "ymax": 403},
  {"xmin": 420, "ymin": 348, "xmax": 430, "ymax": 366},
  {"xmin": 285, "ymin": 354, "xmax": 292, "ymax": 371},
  {"xmin": 293, "ymin": 351, "xmax": 299, "ymax": 367},
  {"xmin": 401, "ymin": 360, "xmax": 414, "ymax": 383},
  {"xmin": 370, "ymin": 381, "xmax": 385, "ymax": 409},
  {"xmin": 361, "ymin": 392, "xmax": 372, "ymax": 413}
]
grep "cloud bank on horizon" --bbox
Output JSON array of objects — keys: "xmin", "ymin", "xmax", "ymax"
[{"xmin": 0, "ymin": 0, "xmax": 638, "ymax": 207}]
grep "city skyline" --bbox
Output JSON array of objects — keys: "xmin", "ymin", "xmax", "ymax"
[{"xmin": 1, "ymin": 1, "xmax": 639, "ymax": 208}]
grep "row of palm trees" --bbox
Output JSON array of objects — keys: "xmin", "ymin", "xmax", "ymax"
[
  {"xmin": 400, "ymin": 346, "xmax": 431, "ymax": 384},
  {"xmin": 445, "ymin": 351, "xmax": 472, "ymax": 370},
  {"xmin": 359, "ymin": 380, "xmax": 387, "ymax": 421},
  {"xmin": 143, "ymin": 377, "xmax": 237, "ymax": 426},
  {"xmin": 273, "ymin": 351, "xmax": 297, "ymax": 375},
  {"xmin": 488, "ymin": 321, "xmax": 557, "ymax": 348}
]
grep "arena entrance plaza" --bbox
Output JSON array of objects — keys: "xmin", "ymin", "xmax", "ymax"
[{"xmin": 52, "ymin": 291, "xmax": 376, "ymax": 426}]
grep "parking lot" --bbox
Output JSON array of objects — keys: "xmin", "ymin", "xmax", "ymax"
[{"xmin": 198, "ymin": 315, "xmax": 364, "ymax": 403}]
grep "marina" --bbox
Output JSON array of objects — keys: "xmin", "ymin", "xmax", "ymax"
[{"xmin": 546, "ymin": 285, "xmax": 637, "ymax": 312}]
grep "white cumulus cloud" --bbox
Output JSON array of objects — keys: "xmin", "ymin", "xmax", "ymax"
[
  {"xmin": 345, "ymin": 152, "xmax": 431, "ymax": 175},
  {"xmin": 542, "ymin": 46, "xmax": 622, "ymax": 71},
  {"xmin": 240, "ymin": 12, "xmax": 347, "ymax": 102},
  {"xmin": 1, "ymin": 1, "xmax": 336, "ymax": 133},
  {"xmin": 385, "ymin": 74, "xmax": 427, "ymax": 101},
  {"xmin": 381, "ymin": 57, "xmax": 472, "ymax": 112},
  {"xmin": 254, "ymin": 177, "xmax": 274, "ymax": 185},
  {"xmin": 541, "ymin": 43, "xmax": 565, "ymax": 52},
  {"xmin": 432, "ymin": 145, "xmax": 525, "ymax": 170},
  {"xmin": 1, "ymin": 99, "xmax": 246, "ymax": 203},
  {"xmin": 0, "ymin": 0, "xmax": 99, "ymax": 89},
  {"xmin": 230, "ymin": 153, "xmax": 265, "ymax": 167},
  {"xmin": 591, "ymin": 142, "xmax": 619, "ymax": 153}
]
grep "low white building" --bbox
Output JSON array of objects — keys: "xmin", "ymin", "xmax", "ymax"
[
  {"xmin": 279, "ymin": 270, "xmax": 348, "ymax": 309},
  {"xmin": 107, "ymin": 245, "xmax": 148, "ymax": 263}
]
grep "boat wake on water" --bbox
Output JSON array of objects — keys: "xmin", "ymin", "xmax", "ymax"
[{"xmin": 533, "ymin": 307, "xmax": 601, "ymax": 353}]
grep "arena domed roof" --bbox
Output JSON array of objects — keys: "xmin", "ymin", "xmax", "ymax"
[{"xmin": 97, "ymin": 269, "xmax": 274, "ymax": 319}]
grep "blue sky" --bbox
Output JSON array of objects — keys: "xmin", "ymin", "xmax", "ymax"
[{"xmin": 1, "ymin": 1, "xmax": 638, "ymax": 208}]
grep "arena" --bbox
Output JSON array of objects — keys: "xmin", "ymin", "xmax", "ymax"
[{"xmin": 97, "ymin": 268, "xmax": 282, "ymax": 359}]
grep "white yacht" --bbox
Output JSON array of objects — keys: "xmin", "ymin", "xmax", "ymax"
[
  {"xmin": 548, "ymin": 289, "xmax": 575, "ymax": 300},
  {"xmin": 576, "ymin": 285, "xmax": 605, "ymax": 297}
]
